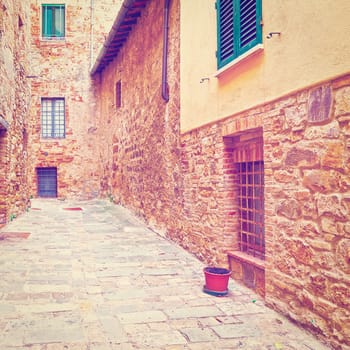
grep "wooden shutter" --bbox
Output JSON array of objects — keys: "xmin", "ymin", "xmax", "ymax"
[
  {"xmin": 217, "ymin": 0, "xmax": 262, "ymax": 69},
  {"xmin": 238, "ymin": 0, "xmax": 262, "ymax": 52},
  {"xmin": 42, "ymin": 5, "xmax": 53, "ymax": 37},
  {"xmin": 217, "ymin": 0, "xmax": 235, "ymax": 68}
]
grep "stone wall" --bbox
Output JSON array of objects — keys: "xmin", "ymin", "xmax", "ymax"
[
  {"xmin": 264, "ymin": 76, "xmax": 350, "ymax": 350},
  {"xmin": 180, "ymin": 74, "xmax": 350, "ymax": 349},
  {"xmin": 180, "ymin": 125, "xmax": 235, "ymax": 266},
  {"xmin": 95, "ymin": 0, "xmax": 182, "ymax": 235},
  {"xmin": 95, "ymin": 3, "xmax": 349, "ymax": 346},
  {"xmin": 28, "ymin": 0, "xmax": 122, "ymax": 199},
  {"xmin": 19, "ymin": 0, "xmax": 349, "ymax": 347},
  {"xmin": 0, "ymin": 0, "xmax": 31, "ymax": 226}
]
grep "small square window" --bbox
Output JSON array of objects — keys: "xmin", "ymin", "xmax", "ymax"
[
  {"xmin": 18, "ymin": 15, "xmax": 23, "ymax": 28},
  {"xmin": 116, "ymin": 80, "xmax": 122, "ymax": 108},
  {"xmin": 42, "ymin": 4, "xmax": 65, "ymax": 39}
]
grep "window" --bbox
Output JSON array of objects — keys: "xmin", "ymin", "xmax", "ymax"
[
  {"xmin": 41, "ymin": 98, "xmax": 65, "ymax": 138},
  {"xmin": 230, "ymin": 131, "xmax": 265, "ymax": 259},
  {"xmin": 42, "ymin": 4, "xmax": 65, "ymax": 39},
  {"xmin": 37, "ymin": 167, "xmax": 57, "ymax": 198},
  {"xmin": 216, "ymin": 0, "xmax": 262, "ymax": 68},
  {"xmin": 237, "ymin": 160, "xmax": 265, "ymax": 259},
  {"xmin": 116, "ymin": 80, "xmax": 122, "ymax": 108},
  {"xmin": 18, "ymin": 15, "xmax": 24, "ymax": 28}
]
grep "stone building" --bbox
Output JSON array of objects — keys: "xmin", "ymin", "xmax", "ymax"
[
  {"xmin": 178, "ymin": 2, "xmax": 350, "ymax": 349},
  {"xmin": 0, "ymin": 0, "xmax": 31, "ymax": 226},
  {"xmin": 92, "ymin": 1, "xmax": 350, "ymax": 349},
  {"xmin": 27, "ymin": 0, "xmax": 122, "ymax": 200},
  {"xmin": 0, "ymin": 0, "xmax": 349, "ymax": 349},
  {"xmin": 91, "ymin": 0, "xmax": 182, "ymax": 237}
]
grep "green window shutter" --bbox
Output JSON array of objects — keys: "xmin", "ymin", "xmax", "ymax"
[
  {"xmin": 42, "ymin": 4, "xmax": 65, "ymax": 38},
  {"xmin": 217, "ymin": 0, "xmax": 235, "ymax": 68},
  {"xmin": 42, "ymin": 5, "xmax": 53, "ymax": 37},
  {"xmin": 238, "ymin": 0, "xmax": 262, "ymax": 54},
  {"xmin": 217, "ymin": 0, "xmax": 262, "ymax": 69}
]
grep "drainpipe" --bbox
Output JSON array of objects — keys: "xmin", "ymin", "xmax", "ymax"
[
  {"xmin": 90, "ymin": 0, "xmax": 94, "ymax": 70},
  {"xmin": 162, "ymin": 0, "xmax": 170, "ymax": 102}
]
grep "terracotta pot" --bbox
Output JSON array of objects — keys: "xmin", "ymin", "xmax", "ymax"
[{"xmin": 203, "ymin": 267, "xmax": 231, "ymax": 296}]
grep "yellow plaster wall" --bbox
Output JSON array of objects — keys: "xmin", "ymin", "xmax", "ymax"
[{"xmin": 180, "ymin": 0, "xmax": 350, "ymax": 132}]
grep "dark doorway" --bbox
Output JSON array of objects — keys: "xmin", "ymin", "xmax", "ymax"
[
  {"xmin": 0, "ymin": 128, "xmax": 8, "ymax": 225},
  {"xmin": 37, "ymin": 167, "xmax": 57, "ymax": 197}
]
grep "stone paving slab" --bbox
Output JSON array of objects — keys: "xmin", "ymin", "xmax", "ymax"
[{"xmin": 0, "ymin": 199, "xmax": 331, "ymax": 349}]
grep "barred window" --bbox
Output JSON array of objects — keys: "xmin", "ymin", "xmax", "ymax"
[
  {"xmin": 37, "ymin": 167, "xmax": 57, "ymax": 198},
  {"xmin": 232, "ymin": 133, "xmax": 265, "ymax": 259},
  {"xmin": 237, "ymin": 160, "xmax": 265, "ymax": 259},
  {"xmin": 41, "ymin": 98, "xmax": 65, "ymax": 138}
]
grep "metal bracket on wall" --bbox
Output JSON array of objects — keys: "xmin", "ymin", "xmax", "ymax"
[
  {"xmin": 266, "ymin": 31, "xmax": 281, "ymax": 39},
  {"xmin": 200, "ymin": 77, "xmax": 210, "ymax": 83}
]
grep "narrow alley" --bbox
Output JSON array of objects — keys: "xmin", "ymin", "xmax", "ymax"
[{"xmin": 0, "ymin": 199, "xmax": 330, "ymax": 350}]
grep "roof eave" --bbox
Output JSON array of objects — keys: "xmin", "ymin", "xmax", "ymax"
[{"xmin": 90, "ymin": 0, "xmax": 149, "ymax": 76}]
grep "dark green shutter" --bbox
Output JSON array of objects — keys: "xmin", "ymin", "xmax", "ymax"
[
  {"xmin": 238, "ymin": 0, "xmax": 262, "ymax": 53},
  {"xmin": 42, "ymin": 5, "xmax": 53, "ymax": 37},
  {"xmin": 217, "ymin": 0, "xmax": 235, "ymax": 68},
  {"xmin": 217, "ymin": 0, "xmax": 262, "ymax": 69}
]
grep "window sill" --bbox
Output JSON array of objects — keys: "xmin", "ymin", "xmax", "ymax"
[
  {"xmin": 40, "ymin": 137, "xmax": 66, "ymax": 141},
  {"xmin": 215, "ymin": 44, "xmax": 264, "ymax": 78},
  {"xmin": 40, "ymin": 37, "xmax": 66, "ymax": 43},
  {"xmin": 227, "ymin": 250, "xmax": 265, "ymax": 270}
]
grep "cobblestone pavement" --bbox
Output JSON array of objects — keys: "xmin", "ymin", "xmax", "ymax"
[{"xmin": 0, "ymin": 199, "xmax": 330, "ymax": 350}]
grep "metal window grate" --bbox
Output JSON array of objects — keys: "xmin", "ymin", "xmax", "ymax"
[
  {"xmin": 237, "ymin": 160, "xmax": 265, "ymax": 259},
  {"xmin": 41, "ymin": 98, "xmax": 65, "ymax": 138},
  {"xmin": 37, "ymin": 167, "xmax": 57, "ymax": 198}
]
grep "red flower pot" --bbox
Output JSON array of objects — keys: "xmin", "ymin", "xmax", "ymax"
[{"xmin": 203, "ymin": 267, "xmax": 231, "ymax": 296}]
